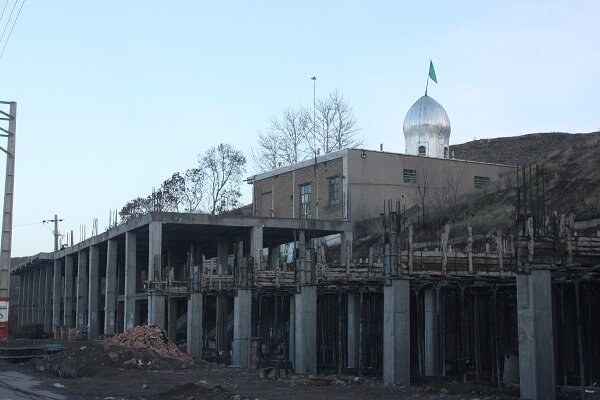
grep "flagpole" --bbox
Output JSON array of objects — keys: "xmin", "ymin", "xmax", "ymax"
[{"xmin": 425, "ymin": 74, "xmax": 429, "ymax": 96}]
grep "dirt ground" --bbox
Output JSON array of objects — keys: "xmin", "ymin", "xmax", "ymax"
[{"xmin": 1, "ymin": 337, "xmax": 595, "ymax": 400}]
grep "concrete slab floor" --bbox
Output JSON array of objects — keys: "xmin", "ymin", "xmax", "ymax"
[{"xmin": 0, "ymin": 370, "xmax": 65, "ymax": 400}]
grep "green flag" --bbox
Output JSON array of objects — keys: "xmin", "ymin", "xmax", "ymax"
[{"xmin": 429, "ymin": 60, "xmax": 437, "ymax": 83}]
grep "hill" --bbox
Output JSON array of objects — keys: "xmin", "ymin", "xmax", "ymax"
[
  {"xmin": 447, "ymin": 131, "xmax": 600, "ymax": 231},
  {"xmin": 450, "ymin": 131, "xmax": 600, "ymax": 167}
]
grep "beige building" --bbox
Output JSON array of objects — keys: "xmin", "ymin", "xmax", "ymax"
[{"xmin": 248, "ymin": 149, "xmax": 514, "ymax": 222}]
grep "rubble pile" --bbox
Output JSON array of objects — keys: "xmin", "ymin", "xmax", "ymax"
[{"xmin": 106, "ymin": 325, "xmax": 192, "ymax": 361}]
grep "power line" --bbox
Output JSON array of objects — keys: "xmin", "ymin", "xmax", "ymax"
[
  {"xmin": 0, "ymin": 1, "xmax": 9, "ymax": 30},
  {"xmin": 0, "ymin": 0, "xmax": 24, "ymax": 60},
  {"xmin": 0, "ymin": 0, "xmax": 17, "ymax": 46}
]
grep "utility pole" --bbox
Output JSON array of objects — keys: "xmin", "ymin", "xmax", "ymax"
[
  {"xmin": 0, "ymin": 101, "xmax": 16, "ymax": 341},
  {"xmin": 311, "ymin": 76, "xmax": 317, "ymax": 156},
  {"xmin": 43, "ymin": 215, "xmax": 63, "ymax": 251}
]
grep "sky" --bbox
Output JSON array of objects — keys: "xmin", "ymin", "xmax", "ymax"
[{"xmin": 1, "ymin": 0, "xmax": 599, "ymax": 257}]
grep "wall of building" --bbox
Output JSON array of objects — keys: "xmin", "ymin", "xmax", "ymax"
[
  {"xmin": 345, "ymin": 149, "xmax": 514, "ymax": 221},
  {"xmin": 253, "ymin": 156, "xmax": 345, "ymax": 220},
  {"xmin": 252, "ymin": 149, "xmax": 514, "ymax": 222}
]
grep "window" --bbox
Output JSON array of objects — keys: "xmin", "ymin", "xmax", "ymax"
[
  {"xmin": 474, "ymin": 176, "xmax": 490, "ymax": 188},
  {"xmin": 403, "ymin": 169, "xmax": 417, "ymax": 184},
  {"xmin": 300, "ymin": 183, "xmax": 312, "ymax": 218},
  {"xmin": 329, "ymin": 176, "xmax": 340, "ymax": 206},
  {"xmin": 418, "ymin": 145, "xmax": 426, "ymax": 156}
]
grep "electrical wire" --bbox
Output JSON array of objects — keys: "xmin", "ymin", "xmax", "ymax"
[
  {"xmin": 0, "ymin": 0, "xmax": 9, "ymax": 31},
  {"xmin": 0, "ymin": 0, "xmax": 24, "ymax": 60},
  {"xmin": 0, "ymin": 0, "xmax": 16, "ymax": 46}
]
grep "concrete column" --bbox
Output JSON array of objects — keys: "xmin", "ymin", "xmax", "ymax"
[
  {"xmin": 347, "ymin": 292, "xmax": 360, "ymax": 369},
  {"xmin": 148, "ymin": 221, "xmax": 162, "ymax": 282},
  {"xmin": 18, "ymin": 273, "xmax": 25, "ymax": 327},
  {"xmin": 187, "ymin": 293, "xmax": 203, "ymax": 359},
  {"xmin": 217, "ymin": 237, "xmax": 228, "ymax": 274},
  {"xmin": 38, "ymin": 267, "xmax": 46, "ymax": 324},
  {"xmin": 168, "ymin": 298, "xmax": 177, "ymax": 340},
  {"xmin": 149, "ymin": 294, "xmax": 166, "ymax": 328},
  {"xmin": 63, "ymin": 256, "xmax": 74, "ymax": 326},
  {"xmin": 424, "ymin": 288, "xmax": 439, "ymax": 376},
  {"xmin": 88, "ymin": 245, "xmax": 100, "ymax": 340},
  {"xmin": 250, "ymin": 225, "xmax": 263, "ymax": 271},
  {"xmin": 147, "ymin": 222, "xmax": 165, "ymax": 328},
  {"xmin": 44, "ymin": 264, "xmax": 53, "ymax": 333},
  {"xmin": 517, "ymin": 269, "xmax": 555, "ymax": 400},
  {"xmin": 52, "ymin": 260, "xmax": 62, "ymax": 331},
  {"xmin": 32, "ymin": 268, "xmax": 40, "ymax": 324},
  {"xmin": 29, "ymin": 271, "xmax": 34, "ymax": 324},
  {"xmin": 76, "ymin": 251, "xmax": 88, "ymax": 335},
  {"xmin": 288, "ymin": 295, "xmax": 295, "ymax": 364},
  {"xmin": 294, "ymin": 285, "xmax": 317, "ymax": 374},
  {"xmin": 124, "ymin": 232, "xmax": 137, "ymax": 330},
  {"xmin": 340, "ymin": 231, "xmax": 353, "ymax": 265},
  {"xmin": 383, "ymin": 279, "xmax": 411, "ymax": 385},
  {"xmin": 104, "ymin": 239, "xmax": 117, "ymax": 335},
  {"xmin": 268, "ymin": 245, "xmax": 280, "ymax": 270},
  {"xmin": 232, "ymin": 289, "xmax": 252, "ymax": 368},
  {"xmin": 216, "ymin": 294, "xmax": 227, "ymax": 352}
]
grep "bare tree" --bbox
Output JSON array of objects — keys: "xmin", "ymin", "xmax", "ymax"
[
  {"xmin": 200, "ymin": 143, "xmax": 246, "ymax": 214},
  {"xmin": 330, "ymin": 89, "xmax": 362, "ymax": 150},
  {"xmin": 251, "ymin": 130, "xmax": 285, "ymax": 173},
  {"xmin": 271, "ymin": 107, "xmax": 311, "ymax": 165},
  {"xmin": 181, "ymin": 168, "xmax": 206, "ymax": 212},
  {"xmin": 308, "ymin": 89, "xmax": 362, "ymax": 155}
]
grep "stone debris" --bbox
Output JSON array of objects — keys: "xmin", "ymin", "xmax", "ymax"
[{"xmin": 105, "ymin": 325, "xmax": 192, "ymax": 362}]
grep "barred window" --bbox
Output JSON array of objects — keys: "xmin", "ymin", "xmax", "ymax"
[
  {"xmin": 403, "ymin": 169, "xmax": 417, "ymax": 184},
  {"xmin": 300, "ymin": 183, "xmax": 312, "ymax": 218},
  {"xmin": 474, "ymin": 176, "xmax": 490, "ymax": 188},
  {"xmin": 328, "ymin": 176, "xmax": 340, "ymax": 206}
]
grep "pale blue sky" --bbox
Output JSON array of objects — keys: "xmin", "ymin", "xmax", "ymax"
[{"xmin": 2, "ymin": 0, "xmax": 599, "ymax": 256}]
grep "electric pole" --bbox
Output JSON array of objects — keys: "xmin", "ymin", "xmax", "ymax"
[
  {"xmin": 43, "ymin": 215, "xmax": 63, "ymax": 251},
  {"xmin": 0, "ymin": 101, "xmax": 16, "ymax": 341}
]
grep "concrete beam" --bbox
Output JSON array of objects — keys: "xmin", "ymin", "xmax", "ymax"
[
  {"xmin": 76, "ymin": 251, "xmax": 88, "ymax": 335},
  {"xmin": 88, "ymin": 245, "xmax": 100, "ymax": 340},
  {"xmin": 383, "ymin": 279, "xmax": 410, "ymax": 385},
  {"xmin": 124, "ymin": 232, "xmax": 136, "ymax": 330},
  {"xmin": 517, "ymin": 269, "xmax": 556, "ymax": 400},
  {"xmin": 52, "ymin": 260, "xmax": 62, "ymax": 331},
  {"xmin": 187, "ymin": 293, "xmax": 203, "ymax": 359},
  {"xmin": 63, "ymin": 255, "xmax": 74, "ymax": 327},
  {"xmin": 294, "ymin": 285, "xmax": 317, "ymax": 375},
  {"xmin": 104, "ymin": 239, "xmax": 117, "ymax": 335},
  {"xmin": 232, "ymin": 289, "xmax": 252, "ymax": 368}
]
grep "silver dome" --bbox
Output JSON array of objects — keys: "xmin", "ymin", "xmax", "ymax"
[
  {"xmin": 403, "ymin": 95, "xmax": 451, "ymax": 140},
  {"xmin": 403, "ymin": 95, "xmax": 451, "ymax": 158}
]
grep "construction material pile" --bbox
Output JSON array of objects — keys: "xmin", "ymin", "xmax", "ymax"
[{"xmin": 106, "ymin": 325, "xmax": 192, "ymax": 362}]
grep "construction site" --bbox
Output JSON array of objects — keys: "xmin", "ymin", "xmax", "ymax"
[{"xmin": 2, "ymin": 95, "xmax": 600, "ymax": 400}]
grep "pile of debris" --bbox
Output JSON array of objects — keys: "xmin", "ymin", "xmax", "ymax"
[{"xmin": 106, "ymin": 325, "xmax": 192, "ymax": 362}]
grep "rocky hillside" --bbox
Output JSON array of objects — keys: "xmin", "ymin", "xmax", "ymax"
[
  {"xmin": 450, "ymin": 131, "xmax": 600, "ymax": 167},
  {"xmin": 448, "ymin": 131, "xmax": 600, "ymax": 230}
]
